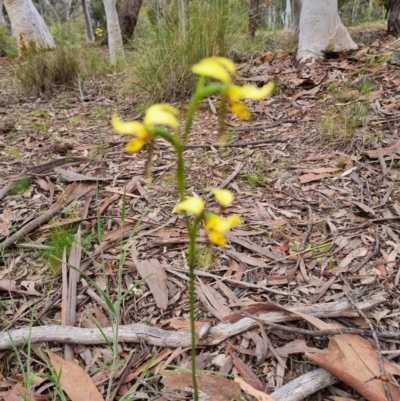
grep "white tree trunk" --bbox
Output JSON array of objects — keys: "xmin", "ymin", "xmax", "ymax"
[
  {"xmin": 297, "ymin": 0, "xmax": 357, "ymax": 64},
  {"xmin": 284, "ymin": 0, "xmax": 292, "ymax": 30},
  {"xmin": 351, "ymin": 0, "xmax": 360, "ymax": 25},
  {"xmin": 178, "ymin": 0, "xmax": 185, "ymax": 37},
  {"xmin": 0, "ymin": 0, "xmax": 6, "ymax": 26},
  {"xmin": 4, "ymin": 0, "xmax": 55, "ymax": 53},
  {"xmin": 102, "ymin": 0, "xmax": 125, "ymax": 65},
  {"xmin": 81, "ymin": 0, "xmax": 94, "ymax": 41},
  {"xmin": 65, "ymin": 0, "xmax": 72, "ymax": 20},
  {"xmin": 290, "ymin": 0, "xmax": 302, "ymax": 38}
]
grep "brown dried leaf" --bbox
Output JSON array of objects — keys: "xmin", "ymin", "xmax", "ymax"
[
  {"xmin": 232, "ymin": 353, "xmax": 264, "ymax": 391},
  {"xmin": 235, "ymin": 377, "xmax": 277, "ymax": 401},
  {"xmin": 299, "ymin": 172, "xmax": 334, "ymax": 184},
  {"xmin": 130, "ymin": 244, "xmax": 168, "ymax": 310},
  {"xmin": 48, "ymin": 351, "xmax": 104, "ymax": 401},
  {"xmin": 350, "ymin": 201, "xmax": 376, "ymax": 216},
  {"xmin": 306, "ymin": 334, "xmax": 400, "ymax": 401},
  {"xmin": 163, "ymin": 373, "xmax": 242, "ymax": 401},
  {"xmin": 197, "ymin": 279, "xmax": 231, "ymax": 320}
]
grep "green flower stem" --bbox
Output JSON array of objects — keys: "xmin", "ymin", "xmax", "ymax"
[
  {"xmin": 154, "ymin": 128, "xmax": 186, "ymax": 201},
  {"xmin": 183, "ymin": 80, "xmax": 225, "ymax": 145},
  {"xmin": 188, "ymin": 215, "xmax": 201, "ymax": 401},
  {"xmin": 183, "ymin": 77, "xmax": 204, "ymax": 145},
  {"xmin": 144, "ymin": 142, "xmax": 155, "ymax": 180}
]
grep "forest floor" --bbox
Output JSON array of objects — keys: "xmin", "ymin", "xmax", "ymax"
[{"xmin": 1, "ymin": 24, "xmax": 400, "ymax": 401}]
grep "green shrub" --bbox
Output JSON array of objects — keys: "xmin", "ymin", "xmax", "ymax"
[
  {"xmin": 127, "ymin": 0, "xmax": 245, "ymax": 103},
  {"xmin": 49, "ymin": 21, "xmax": 87, "ymax": 46},
  {"xmin": 13, "ymin": 45, "xmax": 108, "ymax": 94},
  {"xmin": 0, "ymin": 26, "xmax": 18, "ymax": 58}
]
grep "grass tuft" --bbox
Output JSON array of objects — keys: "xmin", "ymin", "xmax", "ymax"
[
  {"xmin": 13, "ymin": 45, "xmax": 108, "ymax": 95},
  {"xmin": 0, "ymin": 26, "xmax": 18, "ymax": 58},
  {"xmin": 126, "ymin": 0, "xmax": 245, "ymax": 103},
  {"xmin": 10, "ymin": 177, "xmax": 31, "ymax": 194}
]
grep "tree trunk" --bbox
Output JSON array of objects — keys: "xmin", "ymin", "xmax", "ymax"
[
  {"xmin": 81, "ymin": 0, "xmax": 94, "ymax": 41},
  {"xmin": 284, "ymin": 0, "xmax": 292, "ymax": 30},
  {"xmin": 387, "ymin": 0, "xmax": 400, "ymax": 37},
  {"xmin": 290, "ymin": 0, "xmax": 302, "ymax": 39},
  {"xmin": 297, "ymin": 0, "xmax": 357, "ymax": 64},
  {"xmin": 65, "ymin": 0, "xmax": 72, "ymax": 20},
  {"xmin": 102, "ymin": 0, "xmax": 125, "ymax": 65},
  {"xmin": 4, "ymin": 0, "xmax": 55, "ymax": 53},
  {"xmin": 0, "ymin": 0, "xmax": 6, "ymax": 26},
  {"xmin": 351, "ymin": 0, "xmax": 360, "ymax": 25},
  {"xmin": 101, "ymin": 0, "xmax": 143, "ymax": 46},
  {"xmin": 178, "ymin": 0, "xmax": 185, "ymax": 37},
  {"xmin": 248, "ymin": 0, "xmax": 260, "ymax": 39}
]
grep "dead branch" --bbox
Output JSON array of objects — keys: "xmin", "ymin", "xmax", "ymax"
[
  {"xmin": 0, "ymin": 295, "xmax": 384, "ymax": 351},
  {"xmin": 204, "ymin": 162, "xmax": 242, "ymax": 200},
  {"xmin": 270, "ymin": 368, "xmax": 339, "ymax": 401},
  {"xmin": 268, "ymin": 323, "xmax": 400, "ymax": 341},
  {"xmin": 230, "ymin": 119, "xmax": 298, "ymax": 132}
]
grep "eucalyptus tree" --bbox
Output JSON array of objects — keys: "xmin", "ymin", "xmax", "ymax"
[
  {"xmin": 4, "ymin": 0, "xmax": 55, "ymax": 53},
  {"xmin": 296, "ymin": 0, "xmax": 357, "ymax": 63}
]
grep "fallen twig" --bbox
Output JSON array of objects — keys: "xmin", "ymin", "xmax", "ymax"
[
  {"xmin": 0, "ymin": 295, "xmax": 385, "ymax": 351},
  {"xmin": 204, "ymin": 162, "xmax": 242, "ymax": 200},
  {"xmin": 267, "ymin": 323, "xmax": 400, "ymax": 341},
  {"xmin": 270, "ymin": 368, "xmax": 338, "ymax": 401},
  {"xmin": 230, "ymin": 119, "xmax": 298, "ymax": 132}
]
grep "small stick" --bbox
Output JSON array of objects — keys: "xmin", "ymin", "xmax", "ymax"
[
  {"xmin": 267, "ymin": 323, "xmax": 400, "ymax": 341},
  {"xmin": 299, "ymin": 205, "xmax": 313, "ymax": 252},
  {"xmin": 230, "ymin": 119, "xmax": 298, "ymax": 132},
  {"xmin": 204, "ymin": 162, "xmax": 242, "ymax": 200}
]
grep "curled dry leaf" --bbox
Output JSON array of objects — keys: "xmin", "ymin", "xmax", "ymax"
[{"xmin": 305, "ymin": 334, "xmax": 400, "ymax": 401}]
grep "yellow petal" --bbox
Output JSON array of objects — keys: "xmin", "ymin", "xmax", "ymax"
[
  {"xmin": 126, "ymin": 138, "xmax": 146, "ymax": 152},
  {"xmin": 210, "ymin": 57, "xmax": 236, "ymax": 74},
  {"xmin": 205, "ymin": 213, "xmax": 241, "ymax": 233},
  {"xmin": 208, "ymin": 230, "xmax": 227, "ymax": 247},
  {"xmin": 227, "ymin": 215, "xmax": 241, "ymax": 227},
  {"xmin": 231, "ymin": 101, "xmax": 250, "ymax": 120},
  {"xmin": 210, "ymin": 188, "xmax": 234, "ymax": 207},
  {"xmin": 238, "ymin": 82, "xmax": 275, "ymax": 100},
  {"xmin": 144, "ymin": 104, "xmax": 179, "ymax": 129},
  {"xmin": 112, "ymin": 114, "xmax": 148, "ymax": 137},
  {"xmin": 191, "ymin": 58, "xmax": 234, "ymax": 83},
  {"xmin": 205, "ymin": 214, "xmax": 230, "ymax": 233},
  {"xmin": 173, "ymin": 197, "xmax": 205, "ymax": 215}
]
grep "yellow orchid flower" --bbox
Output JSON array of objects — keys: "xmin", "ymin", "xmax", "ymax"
[
  {"xmin": 205, "ymin": 213, "xmax": 241, "ymax": 247},
  {"xmin": 191, "ymin": 57, "xmax": 274, "ymax": 120},
  {"xmin": 210, "ymin": 188, "xmax": 234, "ymax": 208},
  {"xmin": 191, "ymin": 57, "xmax": 236, "ymax": 84},
  {"xmin": 112, "ymin": 104, "xmax": 179, "ymax": 152},
  {"xmin": 173, "ymin": 197, "xmax": 205, "ymax": 215}
]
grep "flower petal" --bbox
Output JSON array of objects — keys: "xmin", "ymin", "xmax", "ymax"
[
  {"xmin": 112, "ymin": 114, "xmax": 148, "ymax": 137},
  {"xmin": 173, "ymin": 197, "xmax": 205, "ymax": 215},
  {"xmin": 191, "ymin": 58, "xmax": 234, "ymax": 83},
  {"xmin": 126, "ymin": 138, "xmax": 146, "ymax": 152},
  {"xmin": 231, "ymin": 101, "xmax": 250, "ymax": 120},
  {"xmin": 211, "ymin": 188, "xmax": 234, "ymax": 207},
  {"xmin": 227, "ymin": 215, "xmax": 241, "ymax": 227},
  {"xmin": 237, "ymin": 82, "xmax": 275, "ymax": 100},
  {"xmin": 205, "ymin": 214, "xmax": 230, "ymax": 233},
  {"xmin": 144, "ymin": 104, "xmax": 179, "ymax": 129},
  {"xmin": 208, "ymin": 230, "xmax": 227, "ymax": 247}
]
